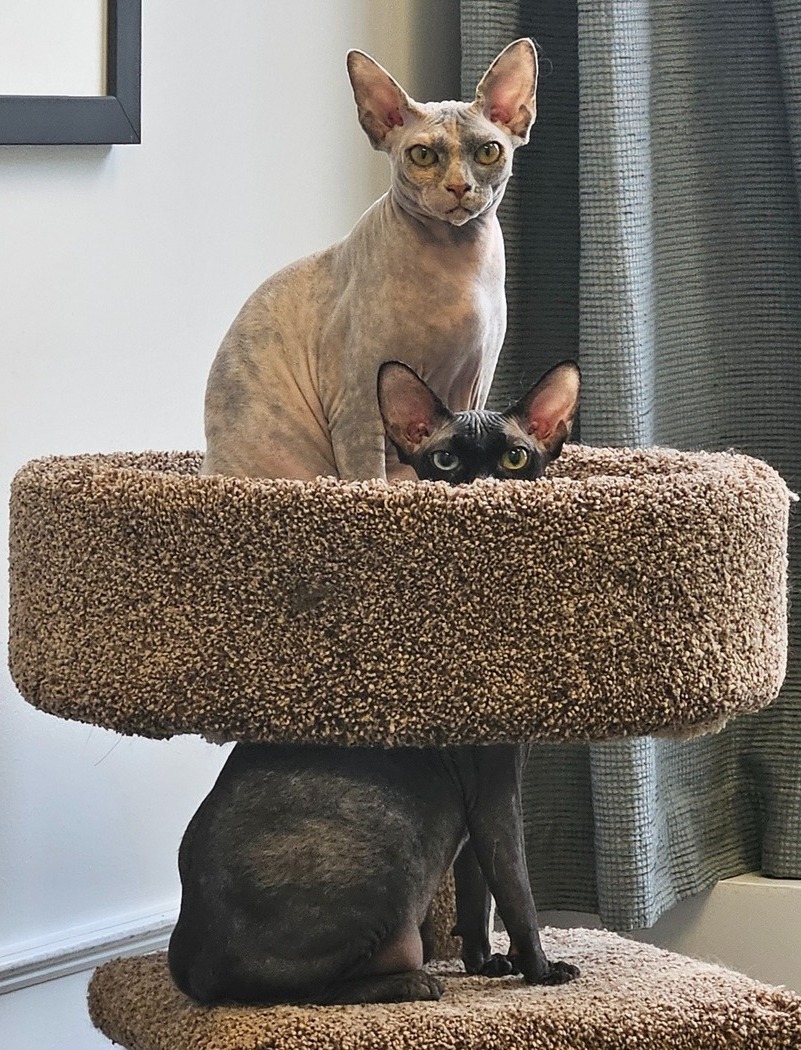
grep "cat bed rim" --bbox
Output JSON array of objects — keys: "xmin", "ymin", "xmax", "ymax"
[{"xmin": 8, "ymin": 445, "xmax": 791, "ymax": 747}]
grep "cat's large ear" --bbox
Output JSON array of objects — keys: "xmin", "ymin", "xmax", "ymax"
[
  {"xmin": 474, "ymin": 38, "xmax": 538, "ymax": 146},
  {"xmin": 507, "ymin": 361, "xmax": 581, "ymax": 460},
  {"xmin": 378, "ymin": 361, "xmax": 451, "ymax": 455},
  {"xmin": 347, "ymin": 51, "xmax": 421, "ymax": 150}
]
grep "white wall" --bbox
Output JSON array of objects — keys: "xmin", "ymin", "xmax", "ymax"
[{"xmin": 0, "ymin": 2, "xmax": 459, "ymax": 1047}]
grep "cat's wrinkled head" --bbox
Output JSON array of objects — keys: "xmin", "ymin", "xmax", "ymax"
[
  {"xmin": 378, "ymin": 360, "xmax": 581, "ymax": 484},
  {"xmin": 347, "ymin": 39, "xmax": 537, "ymax": 226}
]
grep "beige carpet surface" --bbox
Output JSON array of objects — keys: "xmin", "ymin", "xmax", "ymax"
[
  {"xmin": 88, "ymin": 927, "xmax": 801, "ymax": 1050},
  {"xmin": 9, "ymin": 446, "xmax": 792, "ymax": 745}
]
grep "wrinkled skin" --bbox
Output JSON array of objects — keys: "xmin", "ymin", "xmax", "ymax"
[
  {"xmin": 202, "ymin": 39, "xmax": 538, "ymax": 482},
  {"xmin": 168, "ymin": 744, "xmax": 579, "ymax": 1006},
  {"xmin": 169, "ymin": 363, "xmax": 582, "ymax": 1007}
]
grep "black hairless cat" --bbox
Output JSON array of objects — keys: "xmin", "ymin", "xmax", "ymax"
[{"xmin": 168, "ymin": 361, "xmax": 581, "ymax": 1005}]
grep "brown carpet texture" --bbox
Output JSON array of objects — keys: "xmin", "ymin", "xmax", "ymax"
[
  {"xmin": 87, "ymin": 928, "xmax": 801, "ymax": 1050},
  {"xmin": 9, "ymin": 447, "xmax": 792, "ymax": 746}
]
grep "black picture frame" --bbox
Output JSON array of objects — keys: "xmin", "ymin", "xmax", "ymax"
[{"xmin": 0, "ymin": 1, "xmax": 141, "ymax": 145}]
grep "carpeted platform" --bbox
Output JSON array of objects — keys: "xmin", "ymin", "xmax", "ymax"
[
  {"xmin": 8, "ymin": 446, "xmax": 792, "ymax": 745},
  {"xmin": 88, "ymin": 928, "xmax": 801, "ymax": 1050}
]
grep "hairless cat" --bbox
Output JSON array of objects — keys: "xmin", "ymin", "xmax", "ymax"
[
  {"xmin": 202, "ymin": 39, "xmax": 538, "ymax": 482},
  {"xmin": 168, "ymin": 361, "xmax": 582, "ymax": 1005}
]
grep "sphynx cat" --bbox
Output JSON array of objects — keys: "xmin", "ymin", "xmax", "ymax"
[{"xmin": 202, "ymin": 38, "xmax": 538, "ymax": 482}]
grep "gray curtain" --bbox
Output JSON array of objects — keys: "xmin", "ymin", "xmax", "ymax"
[{"xmin": 462, "ymin": 0, "xmax": 801, "ymax": 929}]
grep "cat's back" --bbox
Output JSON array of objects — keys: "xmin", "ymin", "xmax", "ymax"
[
  {"xmin": 204, "ymin": 198, "xmax": 388, "ymax": 406},
  {"xmin": 176, "ymin": 744, "xmax": 465, "ymax": 946},
  {"xmin": 193, "ymin": 744, "xmax": 465, "ymax": 876},
  {"xmin": 223, "ymin": 241, "xmax": 341, "ymax": 342},
  {"xmin": 220, "ymin": 193, "xmax": 393, "ymax": 335},
  {"xmin": 201, "ymin": 236, "xmax": 349, "ymax": 477}
]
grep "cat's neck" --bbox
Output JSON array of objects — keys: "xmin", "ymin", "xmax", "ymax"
[{"xmin": 383, "ymin": 188, "xmax": 501, "ymax": 248}]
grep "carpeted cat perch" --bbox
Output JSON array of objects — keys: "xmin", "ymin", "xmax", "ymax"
[
  {"xmin": 8, "ymin": 446, "xmax": 792, "ymax": 744},
  {"xmin": 86, "ymin": 930, "xmax": 801, "ymax": 1050},
  {"xmin": 8, "ymin": 444, "xmax": 800, "ymax": 1048}
]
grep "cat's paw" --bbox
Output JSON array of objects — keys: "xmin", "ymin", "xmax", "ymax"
[
  {"xmin": 409, "ymin": 972, "xmax": 444, "ymax": 1000},
  {"xmin": 527, "ymin": 959, "xmax": 580, "ymax": 986},
  {"xmin": 475, "ymin": 953, "xmax": 516, "ymax": 978},
  {"xmin": 460, "ymin": 942, "xmax": 490, "ymax": 975}
]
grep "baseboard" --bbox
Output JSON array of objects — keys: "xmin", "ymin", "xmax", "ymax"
[
  {"xmin": 4, "ymin": 874, "xmax": 799, "ymax": 997},
  {"xmin": 0, "ymin": 906, "xmax": 178, "ymax": 995}
]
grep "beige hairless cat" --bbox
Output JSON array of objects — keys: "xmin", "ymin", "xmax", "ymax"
[{"xmin": 202, "ymin": 39, "xmax": 538, "ymax": 482}]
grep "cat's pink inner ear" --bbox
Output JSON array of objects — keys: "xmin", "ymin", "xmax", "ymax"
[
  {"xmin": 394, "ymin": 389, "xmax": 439, "ymax": 449},
  {"xmin": 488, "ymin": 74, "xmax": 525, "ymax": 126},
  {"xmin": 521, "ymin": 366, "xmax": 580, "ymax": 449},
  {"xmin": 406, "ymin": 419, "xmax": 431, "ymax": 444},
  {"xmin": 348, "ymin": 51, "xmax": 413, "ymax": 146},
  {"xmin": 476, "ymin": 39, "xmax": 538, "ymax": 144},
  {"xmin": 378, "ymin": 363, "xmax": 448, "ymax": 454},
  {"xmin": 527, "ymin": 387, "xmax": 575, "ymax": 438},
  {"xmin": 364, "ymin": 73, "xmax": 407, "ymax": 131}
]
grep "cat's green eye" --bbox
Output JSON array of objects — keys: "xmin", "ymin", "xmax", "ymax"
[
  {"xmin": 475, "ymin": 141, "xmax": 502, "ymax": 165},
  {"xmin": 500, "ymin": 447, "xmax": 530, "ymax": 471},
  {"xmin": 431, "ymin": 450, "xmax": 459, "ymax": 471},
  {"xmin": 409, "ymin": 144, "xmax": 438, "ymax": 168}
]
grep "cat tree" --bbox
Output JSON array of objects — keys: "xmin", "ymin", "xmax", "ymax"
[{"xmin": 9, "ymin": 444, "xmax": 801, "ymax": 1049}]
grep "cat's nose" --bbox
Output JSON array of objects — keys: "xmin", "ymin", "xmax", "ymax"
[{"xmin": 446, "ymin": 182, "xmax": 471, "ymax": 200}]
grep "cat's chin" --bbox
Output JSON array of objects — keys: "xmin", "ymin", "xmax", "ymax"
[
  {"xmin": 396, "ymin": 190, "xmax": 488, "ymax": 226},
  {"xmin": 444, "ymin": 205, "xmax": 478, "ymax": 226}
]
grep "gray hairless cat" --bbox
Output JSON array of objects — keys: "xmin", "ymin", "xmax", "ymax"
[{"xmin": 202, "ymin": 39, "xmax": 538, "ymax": 482}]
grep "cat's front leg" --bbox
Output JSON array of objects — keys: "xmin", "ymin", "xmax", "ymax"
[
  {"xmin": 329, "ymin": 402, "xmax": 390, "ymax": 481},
  {"xmin": 452, "ymin": 841, "xmax": 515, "ymax": 977},
  {"xmin": 466, "ymin": 745, "xmax": 580, "ymax": 986}
]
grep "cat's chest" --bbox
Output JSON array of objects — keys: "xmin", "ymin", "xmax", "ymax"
[{"xmin": 324, "ymin": 226, "xmax": 505, "ymax": 354}]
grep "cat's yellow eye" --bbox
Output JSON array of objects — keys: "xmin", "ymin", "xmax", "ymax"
[
  {"xmin": 409, "ymin": 144, "xmax": 438, "ymax": 168},
  {"xmin": 500, "ymin": 447, "xmax": 530, "ymax": 471},
  {"xmin": 475, "ymin": 141, "xmax": 502, "ymax": 165},
  {"xmin": 432, "ymin": 450, "xmax": 459, "ymax": 471}
]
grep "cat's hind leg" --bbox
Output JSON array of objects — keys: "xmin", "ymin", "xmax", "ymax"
[
  {"xmin": 325, "ymin": 921, "xmax": 442, "ymax": 1004},
  {"xmin": 325, "ymin": 971, "xmax": 443, "ymax": 1004}
]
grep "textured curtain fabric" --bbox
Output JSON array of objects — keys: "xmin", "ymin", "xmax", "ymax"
[{"xmin": 462, "ymin": 0, "xmax": 801, "ymax": 928}]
